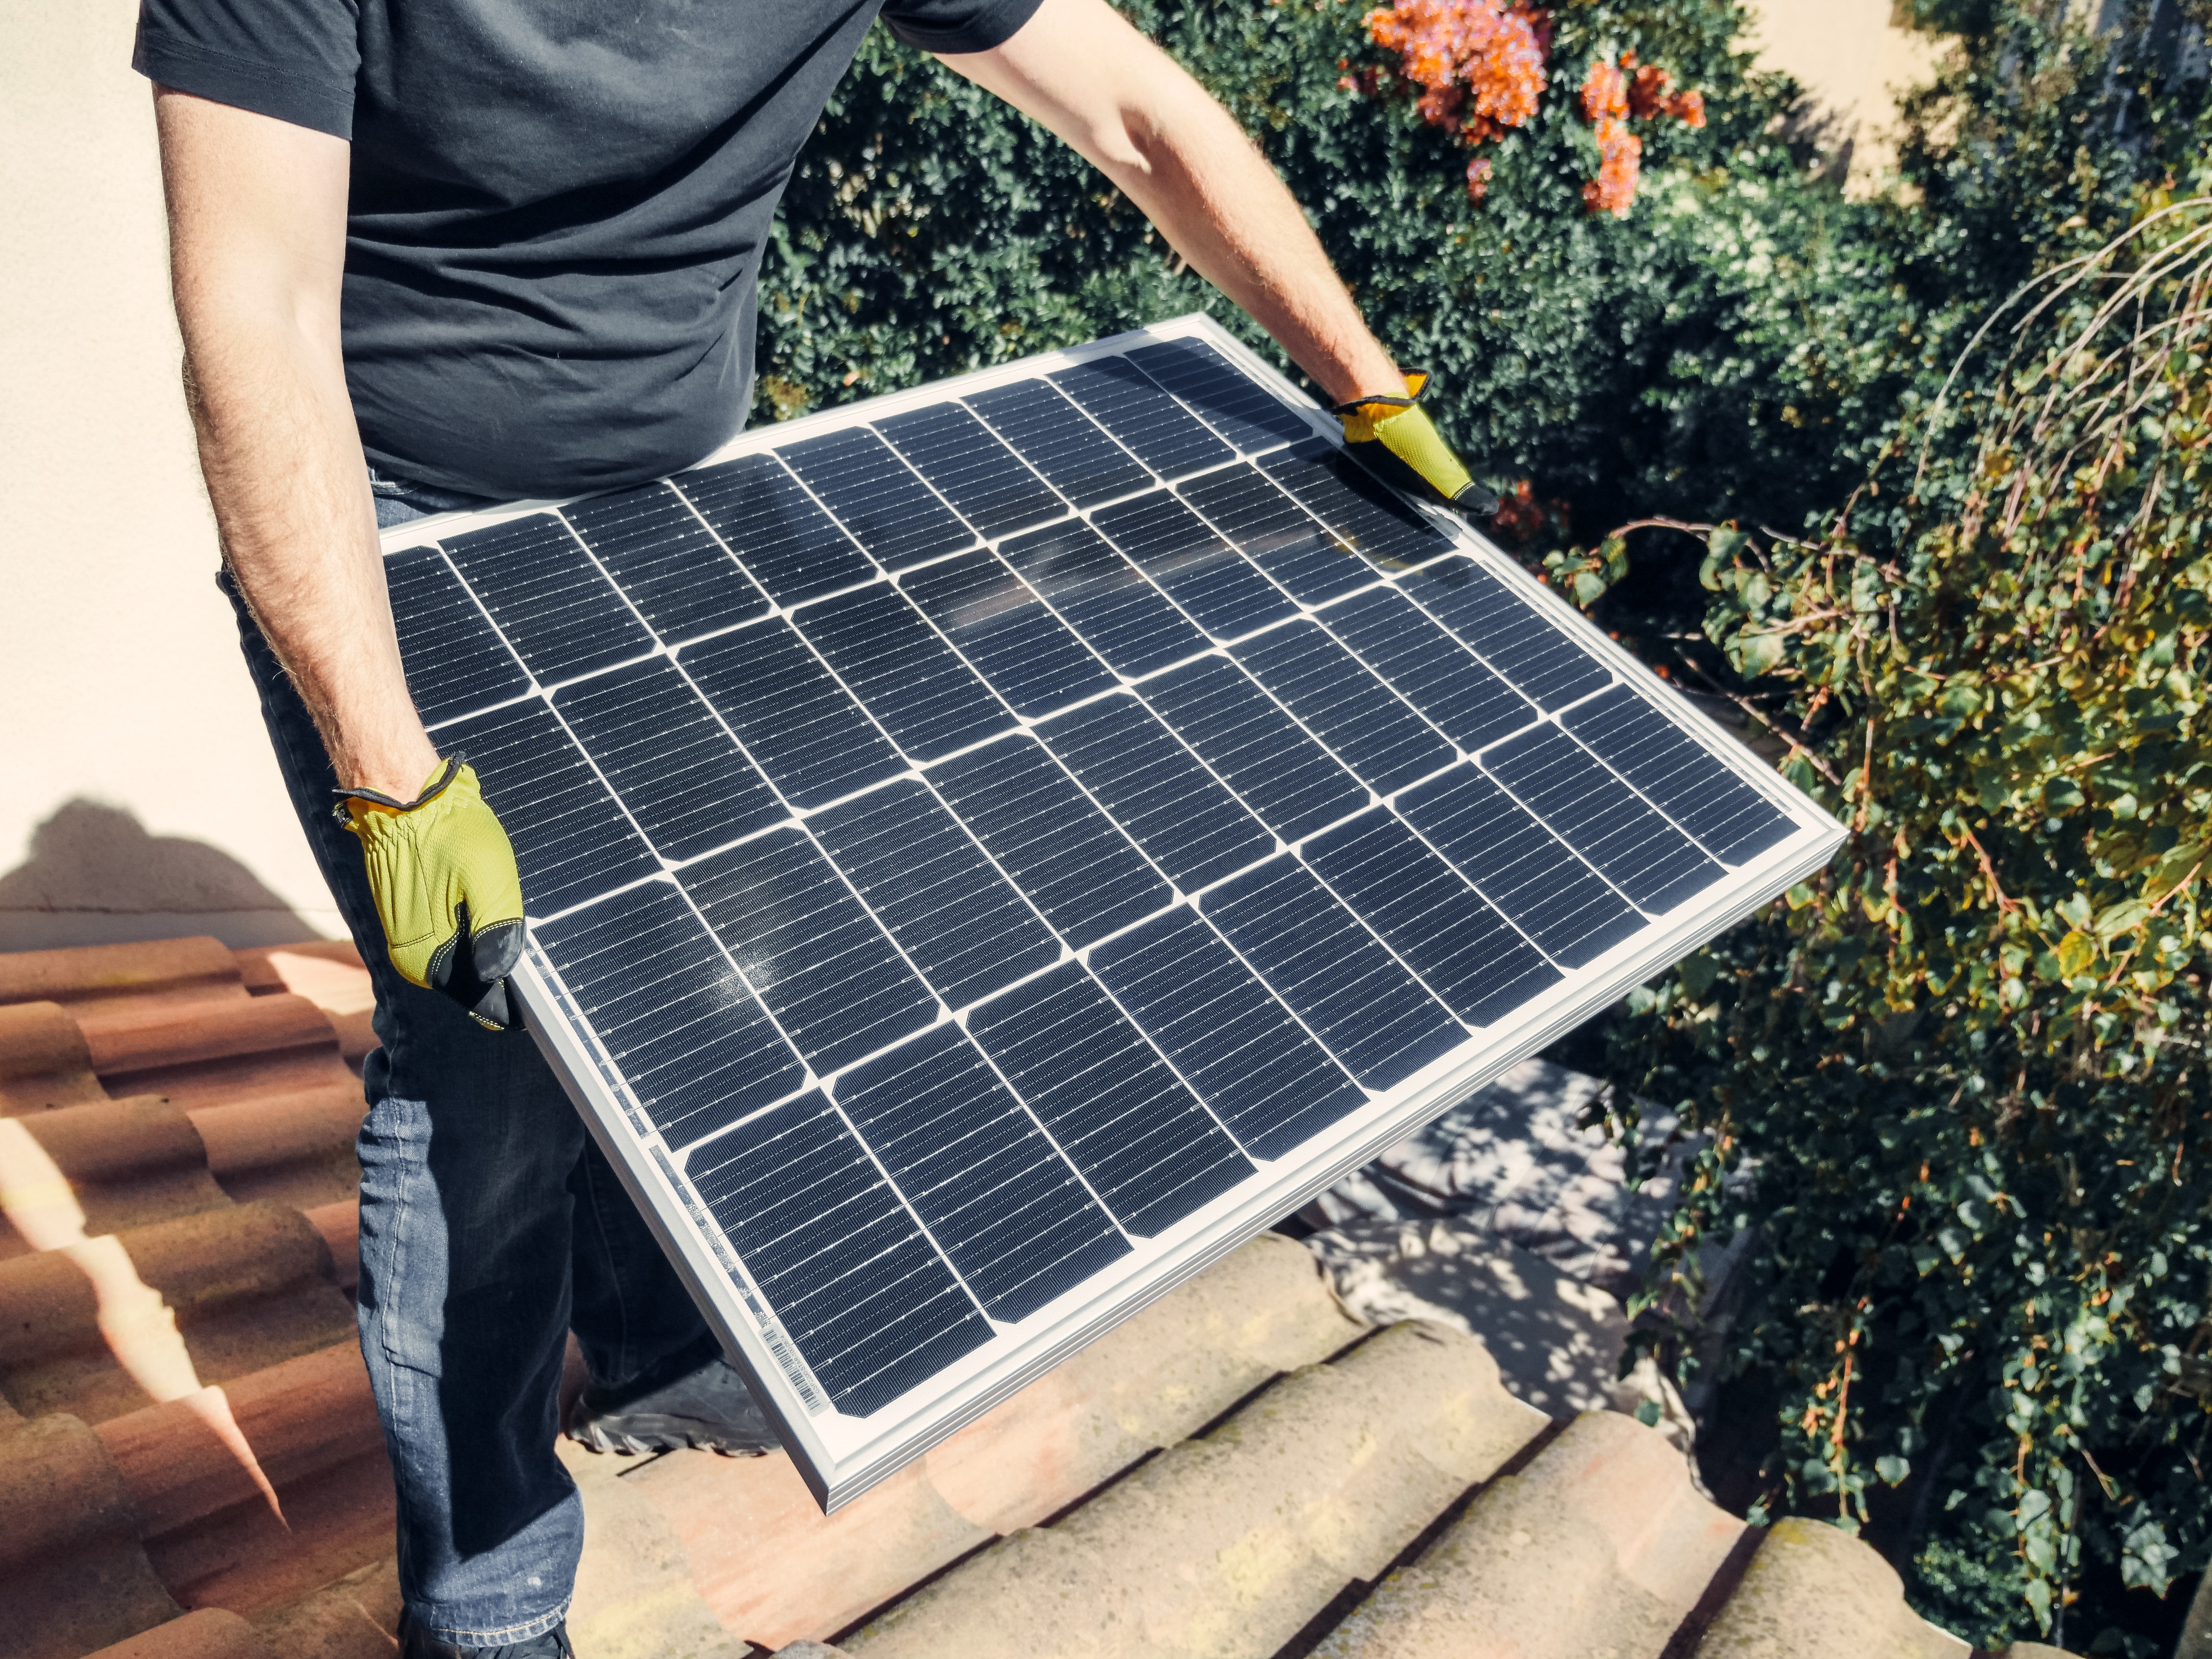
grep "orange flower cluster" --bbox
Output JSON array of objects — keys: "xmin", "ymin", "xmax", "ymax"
[
  {"xmin": 1577, "ymin": 51, "xmax": 1703, "ymax": 217},
  {"xmin": 1359, "ymin": 0, "xmax": 1549, "ymax": 200}
]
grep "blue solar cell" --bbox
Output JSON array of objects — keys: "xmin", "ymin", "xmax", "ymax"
[
  {"xmin": 678, "ymin": 620, "xmax": 903, "ymax": 811},
  {"xmin": 1088, "ymin": 906, "xmax": 1366, "ymax": 1161},
  {"xmin": 677, "ymin": 452, "xmax": 878, "ymax": 607},
  {"xmin": 1560, "ymin": 685, "xmax": 1794, "ymax": 864},
  {"xmin": 1397, "ymin": 764, "xmax": 1642, "ymax": 968},
  {"xmin": 776, "ymin": 426, "xmax": 975, "ymax": 571},
  {"xmin": 1092, "ymin": 492, "xmax": 1296, "ymax": 642},
  {"xmin": 928, "ymin": 735, "xmax": 1171, "ymax": 948},
  {"xmin": 1318, "ymin": 585, "xmax": 1537, "ymax": 754},
  {"xmin": 386, "ymin": 546, "xmax": 529, "ymax": 727},
  {"xmin": 679, "ymin": 826, "xmax": 939, "ymax": 1077},
  {"xmin": 808, "ymin": 780, "xmax": 1060, "ymax": 1010},
  {"xmin": 835, "ymin": 1024, "xmax": 1130, "ymax": 1323},
  {"xmin": 1397, "ymin": 557, "xmax": 1613, "ymax": 710},
  {"xmin": 1035, "ymin": 692, "xmax": 1274, "ymax": 893},
  {"xmin": 899, "ymin": 551, "xmax": 1115, "ymax": 718},
  {"xmin": 1303, "ymin": 810, "xmax": 1560, "ymax": 1027},
  {"xmin": 1138, "ymin": 655, "xmax": 1368, "ymax": 844},
  {"xmin": 1176, "ymin": 466, "xmax": 1372, "ymax": 608},
  {"xmin": 1258, "ymin": 442, "xmax": 1449, "ymax": 570},
  {"xmin": 1199, "ymin": 857, "xmax": 1464, "ymax": 1090},
  {"xmin": 1048, "ymin": 358, "xmax": 1234, "ymax": 480},
  {"xmin": 876, "ymin": 402, "xmax": 1066, "ymax": 540},
  {"xmin": 1126, "ymin": 339, "xmax": 1315, "ymax": 453},
  {"xmin": 1229, "ymin": 620, "xmax": 1455, "ymax": 796},
  {"xmin": 553, "ymin": 657, "xmax": 786, "ymax": 863},
  {"xmin": 967, "ymin": 963, "xmax": 1252, "ymax": 1237},
  {"xmin": 535, "ymin": 881, "xmax": 805, "ymax": 1148},
  {"xmin": 1481, "ymin": 725, "xmax": 1722, "ymax": 914},
  {"xmin": 439, "ymin": 699, "xmax": 657, "ymax": 917},
  {"xmin": 441, "ymin": 513, "xmax": 655, "ymax": 686},
  {"xmin": 686, "ymin": 1092, "xmax": 991, "ymax": 1418},
  {"xmin": 561, "ymin": 482, "xmax": 771, "ymax": 643},
  {"xmin": 794, "ymin": 583, "xmax": 1017, "ymax": 764},
  {"xmin": 997, "ymin": 520, "xmax": 1208, "ymax": 679},
  {"xmin": 963, "ymin": 379, "xmax": 1152, "ymax": 507}
]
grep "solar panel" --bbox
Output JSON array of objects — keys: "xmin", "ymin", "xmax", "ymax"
[{"xmin": 376, "ymin": 314, "xmax": 1842, "ymax": 1508}]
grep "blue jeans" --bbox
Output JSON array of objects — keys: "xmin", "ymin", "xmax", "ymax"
[{"xmin": 223, "ymin": 477, "xmax": 713, "ymax": 1644}]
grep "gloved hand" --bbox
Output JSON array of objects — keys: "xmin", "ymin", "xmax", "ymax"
[
  {"xmin": 335, "ymin": 757, "xmax": 526, "ymax": 1030},
  {"xmin": 1335, "ymin": 372, "xmax": 1502, "ymax": 518}
]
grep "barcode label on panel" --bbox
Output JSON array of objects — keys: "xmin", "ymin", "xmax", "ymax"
[{"xmin": 649, "ymin": 1144, "xmax": 833, "ymax": 1417}]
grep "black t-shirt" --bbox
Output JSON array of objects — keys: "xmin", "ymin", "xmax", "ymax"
[{"xmin": 135, "ymin": 0, "xmax": 1041, "ymax": 497}]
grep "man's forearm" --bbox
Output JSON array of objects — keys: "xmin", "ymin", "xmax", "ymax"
[
  {"xmin": 947, "ymin": 0, "xmax": 1404, "ymax": 406},
  {"xmin": 157, "ymin": 90, "xmax": 437, "ymax": 800}
]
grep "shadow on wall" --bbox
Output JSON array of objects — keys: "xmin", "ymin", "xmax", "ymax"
[{"xmin": 0, "ymin": 797, "xmax": 332, "ymax": 954}]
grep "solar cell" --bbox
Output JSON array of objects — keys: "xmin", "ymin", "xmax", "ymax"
[
  {"xmin": 679, "ymin": 827, "xmax": 940, "ymax": 1076},
  {"xmin": 997, "ymin": 519, "xmax": 1208, "ymax": 678},
  {"xmin": 442, "ymin": 699, "xmax": 658, "ymax": 917},
  {"xmin": 1317, "ymin": 585, "xmax": 1537, "ymax": 754},
  {"xmin": 1229, "ymin": 620, "xmax": 1456, "ymax": 796},
  {"xmin": 1260, "ymin": 442, "xmax": 1448, "ymax": 570},
  {"xmin": 898, "ymin": 550, "xmax": 1115, "ymax": 718},
  {"xmin": 677, "ymin": 453, "xmax": 877, "ymax": 607},
  {"xmin": 440, "ymin": 513, "xmax": 655, "ymax": 686},
  {"xmin": 678, "ymin": 620, "xmax": 903, "ymax": 811},
  {"xmin": 963, "ymin": 379, "xmax": 1152, "ymax": 506},
  {"xmin": 1199, "ymin": 857, "xmax": 1464, "ymax": 1089},
  {"xmin": 876, "ymin": 402, "xmax": 1066, "ymax": 540},
  {"xmin": 1127, "ymin": 338, "xmax": 1316, "ymax": 453},
  {"xmin": 381, "ymin": 319, "xmax": 1834, "ymax": 1508},
  {"xmin": 1138, "ymin": 655, "xmax": 1370, "ymax": 844},
  {"xmin": 1088, "ymin": 905, "xmax": 1368, "ymax": 1160},
  {"xmin": 808, "ymin": 781, "xmax": 1061, "ymax": 1010},
  {"xmin": 552, "ymin": 657, "xmax": 786, "ymax": 863},
  {"xmin": 1480, "ymin": 725, "xmax": 1721, "ymax": 915},
  {"xmin": 536, "ymin": 882, "xmax": 806, "ymax": 1148},
  {"xmin": 1091, "ymin": 491, "xmax": 1297, "ymax": 641},
  {"xmin": 560, "ymin": 482, "xmax": 771, "ymax": 643},
  {"xmin": 794, "ymin": 583, "xmax": 1017, "ymax": 764},
  {"xmin": 775, "ymin": 426, "xmax": 977, "ymax": 572},
  {"xmin": 684, "ymin": 1094, "xmax": 993, "ymax": 1418},
  {"xmin": 834, "ymin": 1024, "xmax": 1131, "ymax": 1322},
  {"xmin": 1560, "ymin": 685, "xmax": 1793, "ymax": 864},
  {"xmin": 1175, "ymin": 465, "xmax": 1372, "ymax": 608},
  {"xmin": 967, "ymin": 963, "xmax": 1252, "ymax": 1237},
  {"xmin": 387, "ymin": 546, "xmax": 529, "ymax": 725},
  {"xmin": 928, "ymin": 735, "xmax": 1172, "ymax": 948},
  {"xmin": 1397, "ymin": 556, "xmax": 1614, "ymax": 710},
  {"xmin": 1035, "ymin": 692, "xmax": 1275, "ymax": 892},
  {"xmin": 1049, "ymin": 357, "xmax": 1234, "ymax": 479}
]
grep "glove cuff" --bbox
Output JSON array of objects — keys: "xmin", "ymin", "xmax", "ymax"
[
  {"xmin": 332, "ymin": 755, "xmax": 470, "ymax": 825},
  {"xmin": 1333, "ymin": 371, "xmax": 1432, "ymax": 442}
]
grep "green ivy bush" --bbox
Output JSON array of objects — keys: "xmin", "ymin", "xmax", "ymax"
[{"xmin": 1599, "ymin": 190, "xmax": 2212, "ymax": 1654}]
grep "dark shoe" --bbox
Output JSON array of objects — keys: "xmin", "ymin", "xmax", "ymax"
[
  {"xmin": 399, "ymin": 1616, "xmax": 571, "ymax": 1659},
  {"xmin": 563, "ymin": 1347, "xmax": 779, "ymax": 1457}
]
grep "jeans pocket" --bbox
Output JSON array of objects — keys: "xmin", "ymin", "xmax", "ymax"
[{"xmin": 357, "ymin": 1092, "xmax": 446, "ymax": 1377}]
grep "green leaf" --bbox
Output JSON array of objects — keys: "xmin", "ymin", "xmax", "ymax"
[
  {"xmin": 2055, "ymin": 930, "xmax": 2097, "ymax": 977},
  {"xmin": 1875, "ymin": 1455, "xmax": 1911, "ymax": 1486},
  {"xmin": 1635, "ymin": 1399, "xmax": 1663, "ymax": 1428},
  {"xmin": 2093, "ymin": 899, "xmax": 2149, "ymax": 943},
  {"xmin": 1699, "ymin": 525, "xmax": 1748, "ymax": 591},
  {"xmin": 1732, "ymin": 630, "xmax": 1786, "ymax": 678}
]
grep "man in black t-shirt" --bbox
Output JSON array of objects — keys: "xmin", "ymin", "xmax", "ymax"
[{"xmin": 140, "ymin": 1, "xmax": 1482, "ymax": 1650}]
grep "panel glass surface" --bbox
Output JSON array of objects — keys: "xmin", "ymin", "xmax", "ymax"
[{"xmin": 378, "ymin": 322, "xmax": 1827, "ymax": 1505}]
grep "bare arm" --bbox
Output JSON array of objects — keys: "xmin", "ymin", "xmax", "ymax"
[
  {"xmin": 938, "ymin": 0, "xmax": 1403, "ymax": 405},
  {"xmin": 156, "ymin": 89, "xmax": 437, "ymax": 800}
]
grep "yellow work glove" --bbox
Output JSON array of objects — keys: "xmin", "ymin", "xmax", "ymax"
[
  {"xmin": 335, "ymin": 757, "xmax": 526, "ymax": 1030},
  {"xmin": 1334, "ymin": 372, "xmax": 1501, "ymax": 518}
]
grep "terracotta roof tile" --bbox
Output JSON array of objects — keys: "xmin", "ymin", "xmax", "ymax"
[
  {"xmin": 0, "ymin": 939, "xmax": 248, "ymax": 1020},
  {"xmin": 82, "ymin": 1609, "xmax": 278, "ymax": 1659},
  {"xmin": 0, "ymin": 1412, "xmax": 182, "ymax": 1659},
  {"xmin": 0, "ymin": 1001, "xmax": 108, "ymax": 1114}
]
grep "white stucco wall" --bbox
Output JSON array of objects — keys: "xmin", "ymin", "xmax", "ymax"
[
  {"xmin": 1, "ymin": 0, "xmax": 343, "ymax": 952},
  {"xmin": 0, "ymin": 0, "xmax": 1944, "ymax": 955}
]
